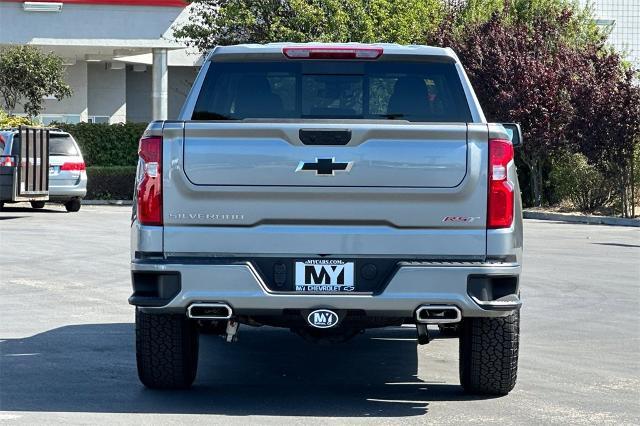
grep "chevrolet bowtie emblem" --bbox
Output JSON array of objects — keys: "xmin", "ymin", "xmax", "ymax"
[{"xmin": 296, "ymin": 158, "xmax": 353, "ymax": 176}]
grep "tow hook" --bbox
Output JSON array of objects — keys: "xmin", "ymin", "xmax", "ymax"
[
  {"xmin": 225, "ymin": 319, "xmax": 239, "ymax": 343},
  {"xmin": 416, "ymin": 323, "xmax": 430, "ymax": 345}
]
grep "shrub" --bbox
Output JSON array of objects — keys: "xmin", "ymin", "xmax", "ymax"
[
  {"xmin": 549, "ymin": 152, "xmax": 612, "ymax": 212},
  {"xmin": 86, "ymin": 166, "xmax": 137, "ymax": 200},
  {"xmin": 0, "ymin": 109, "xmax": 36, "ymax": 128},
  {"xmin": 55, "ymin": 122, "xmax": 147, "ymax": 167}
]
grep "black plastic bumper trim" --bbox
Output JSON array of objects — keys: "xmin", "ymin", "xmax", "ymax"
[
  {"xmin": 129, "ymin": 271, "xmax": 181, "ymax": 307},
  {"xmin": 467, "ymin": 274, "xmax": 520, "ymax": 311}
]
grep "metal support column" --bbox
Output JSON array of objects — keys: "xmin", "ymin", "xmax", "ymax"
[{"xmin": 152, "ymin": 48, "xmax": 168, "ymax": 121}]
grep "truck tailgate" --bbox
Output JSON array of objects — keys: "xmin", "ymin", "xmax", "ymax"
[
  {"xmin": 183, "ymin": 123, "xmax": 467, "ymax": 188},
  {"xmin": 161, "ymin": 122, "xmax": 489, "ymax": 257}
]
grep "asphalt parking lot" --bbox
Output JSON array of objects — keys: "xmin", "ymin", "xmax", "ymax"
[{"xmin": 1, "ymin": 204, "xmax": 639, "ymax": 425}]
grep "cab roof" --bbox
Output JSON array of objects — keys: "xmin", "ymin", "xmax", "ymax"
[{"xmin": 207, "ymin": 43, "xmax": 459, "ymax": 63}]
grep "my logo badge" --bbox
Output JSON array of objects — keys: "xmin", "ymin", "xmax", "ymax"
[{"xmin": 307, "ymin": 309, "xmax": 339, "ymax": 329}]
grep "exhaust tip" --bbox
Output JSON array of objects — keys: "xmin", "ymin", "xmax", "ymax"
[
  {"xmin": 187, "ymin": 303, "xmax": 232, "ymax": 320},
  {"xmin": 415, "ymin": 305, "xmax": 461, "ymax": 324}
]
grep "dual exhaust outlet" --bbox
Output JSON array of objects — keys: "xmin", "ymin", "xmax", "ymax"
[
  {"xmin": 186, "ymin": 302, "xmax": 461, "ymax": 325},
  {"xmin": 415, "ymin": 305, "xmax": 461, "ymax": 324},
  {"xmin": 187, "ymin": 303, "xmax": 233, "ymax": 320}
]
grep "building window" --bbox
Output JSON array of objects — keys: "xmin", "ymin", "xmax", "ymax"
[
  {"xmin": 88, "ymin": 116, "xmax": 110, "ymax": 124},
  {"xmin": 37, "ymin": 114, "xmax": 81, "ymax": 125}
]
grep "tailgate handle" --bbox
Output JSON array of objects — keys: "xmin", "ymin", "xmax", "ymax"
[{"xmin": 299, "ymin": 129, "xmax": 352, "ymax": 146}]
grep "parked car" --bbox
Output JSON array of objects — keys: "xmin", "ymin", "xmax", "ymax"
[
  {"xmin": 130, "ymin": 43, "xmax": 524, "ymax": 395},
  {"xmin": 0, "ymin": 129, "xmax": 86, "ymax": 212}
]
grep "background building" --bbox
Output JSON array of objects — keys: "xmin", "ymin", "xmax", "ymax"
[
  {"xmin": 580, "ymin": 0, "xmax": 640, "ymax": 66},
  {"xmin": 1, "ymin": 0, "xmax": 637, "ymax": 124},
  {"xmin": 0, "ymin": 0, "xmax": 201, "ymax": 124}
]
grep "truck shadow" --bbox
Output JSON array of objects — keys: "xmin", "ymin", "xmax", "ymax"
[
  {"xmin": 0, "ymin": 206, "xmax": 64, "ymax": 214},
  {"xmin": 0, "ymin": 215, "xmax": 25, "ymax": 220},
  {"xmin": 0, "ymin": 323, "xmax": 492, "ymax": 417}
]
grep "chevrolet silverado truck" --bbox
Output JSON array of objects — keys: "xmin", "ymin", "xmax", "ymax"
[{"xmin": 130, "ymin": 43, "xmax": 523, "ymax": 395}]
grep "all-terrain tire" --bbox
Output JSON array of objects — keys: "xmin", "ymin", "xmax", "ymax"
[
  {"xmin": 136, "ymin": 309, "xmax": 199, "ymax": 389},
  {"xmin": 30, "ymin": 201, "xmax": 45, "ymax": 209},
  {"xmin": 64, "ymin": 199, "xmax": 81, "ymax": 212},
  {"xmin": 459, "ymin": 311, "xmax": 519, "ymax": 395}
]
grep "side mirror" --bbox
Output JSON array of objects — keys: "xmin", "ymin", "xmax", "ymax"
[{"xmin": 501, "ymin": 123, "xmax": 523, "ymax": 147}]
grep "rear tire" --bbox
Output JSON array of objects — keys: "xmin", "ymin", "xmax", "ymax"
[
  {"xmin": 459, "ymin": 311, "xmax": 519, "ymax": 395},
  {"xmin": 30, "ymin": 201, "xmax": 45, "ymax": 209},
  {"xmin": 64, "ymin": 199, "xmax": 81, "ymax": 212},
  {"xmin": 136, "ymin": 309, "xmax": 199, "ymax": 389}
]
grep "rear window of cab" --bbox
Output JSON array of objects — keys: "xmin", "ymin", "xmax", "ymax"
[
  {"xmin": 193, "ymin": 61, "xmax": 472, "ymax": 122},
  {"xmin": 10, "ymin": 134, "xmax": 78, "ymax": 156}
]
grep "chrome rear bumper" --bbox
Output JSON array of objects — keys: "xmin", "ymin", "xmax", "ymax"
[{"xmin": 130, "ymin": 260, "xmax": 521, "ymax": 318}]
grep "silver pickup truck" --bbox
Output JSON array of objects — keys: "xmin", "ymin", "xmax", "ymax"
[{"xmin": 130, "ymin": 43, "xmax": 523, "ymax": 395}]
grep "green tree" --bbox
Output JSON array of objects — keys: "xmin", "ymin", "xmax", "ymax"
[
  {"xmin": 0, "ymin": 45, "xmax": 72, "ymax": 118},
  {"xmin": 174, "ymin": 0, "xmax": 445, "ymax": 50},
  {"xmin": 448, "ymin": 0, "xmax": 603, "ymax": 46},
  {"xmin": 0, "ymin": 109, "xmax": 36, "ymax": 127},
  {"xmin": 175, "ymin": 0, "xmax": 600, "ymax": 51}
]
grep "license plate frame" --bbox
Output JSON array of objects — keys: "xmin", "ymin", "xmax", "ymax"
[{"xmin": 294, "ymin": 259, "xmax": 355, "ymax": 292}]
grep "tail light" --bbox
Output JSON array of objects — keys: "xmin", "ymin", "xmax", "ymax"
[
  {"xmin": 60, "ymin": 161, "xmax": 86, "ymax": 171},
  {"xmin": 0, "ymin": 156, "xmax": 15, "ymax": 167},
  {"xmin": 487, "ymin": 139, "xmax": 514, "ymax": 229},
  {"xmin": 136, "ymin": 136, "xmax": 162, "ymax": 226},
  {"xmin": 283, "ymin": 46, "xmax": 383, "ymax": 60}
]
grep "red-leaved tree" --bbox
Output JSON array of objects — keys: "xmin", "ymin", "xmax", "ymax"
[
  {"xmin": 569, "ymin": 48, "xmax": 640, "ymax": 217},
  {"xmin": 434, "ymin": 10, "xmax": 590, "ymax": 206}
]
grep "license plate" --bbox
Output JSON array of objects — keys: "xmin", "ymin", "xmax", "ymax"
[{"xmin": 294, "ymin": 260, "xmax": 355, "ymax": 292}]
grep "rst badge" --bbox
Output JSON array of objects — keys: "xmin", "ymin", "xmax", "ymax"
[
  {"xmin": 442, "ymin": 216, "xmax": 481, "ymax": 223},
  {"xmin": 295, "ymin": 260, "xmax": 355, "ymax": 292}
]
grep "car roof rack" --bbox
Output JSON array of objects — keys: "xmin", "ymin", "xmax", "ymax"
[{"xmin": 0, "ymin": 127, "xmax": 64, "ymax": 132}]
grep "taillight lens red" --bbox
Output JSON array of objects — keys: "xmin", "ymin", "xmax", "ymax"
[
  {"xmin": 60, "ymin": 161, "xmax": 86, "ymax": 171},
  {"xmin": 136, "ymin": 136, "xmax": 162, "ymax": 226},
  {"xmin": 487, "ymin": 139, "xmax": 515, "ymax": 229},
  {"xmin": 282, "ymin": 46, "xmax": 383, "ymax": 60},
  {"xmin": 0, "ymin": 156, "xmax": 15, "ymax": 167}
]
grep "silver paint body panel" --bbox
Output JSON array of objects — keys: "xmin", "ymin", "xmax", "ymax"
[
  {"xmin": 133, "ymin": 260, "xmax": 520, "ymax": 318},
  {"xmin": 182, "ymin": 123, "xmax": 468, "ymax": 188}
]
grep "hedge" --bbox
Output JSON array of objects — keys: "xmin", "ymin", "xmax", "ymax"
[
  {"xmin": 56, "ymin": 122, "xmax": 147, "ymax": 167},
  {"xmin": 86, "ymin": 166, "xmax": 137, "ymax": 200}
]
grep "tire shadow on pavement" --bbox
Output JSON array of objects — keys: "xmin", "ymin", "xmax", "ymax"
[
  {"xmin": 0, "ymin": 216, "xmax": 26, "ymax": 220},
  {"xmin": 0, "ymin": 206, "xmax": 65, "ymax": 215},
  {"xmin": 0, "ymin": 323, "xmax": 494, "ymax": 417}
]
